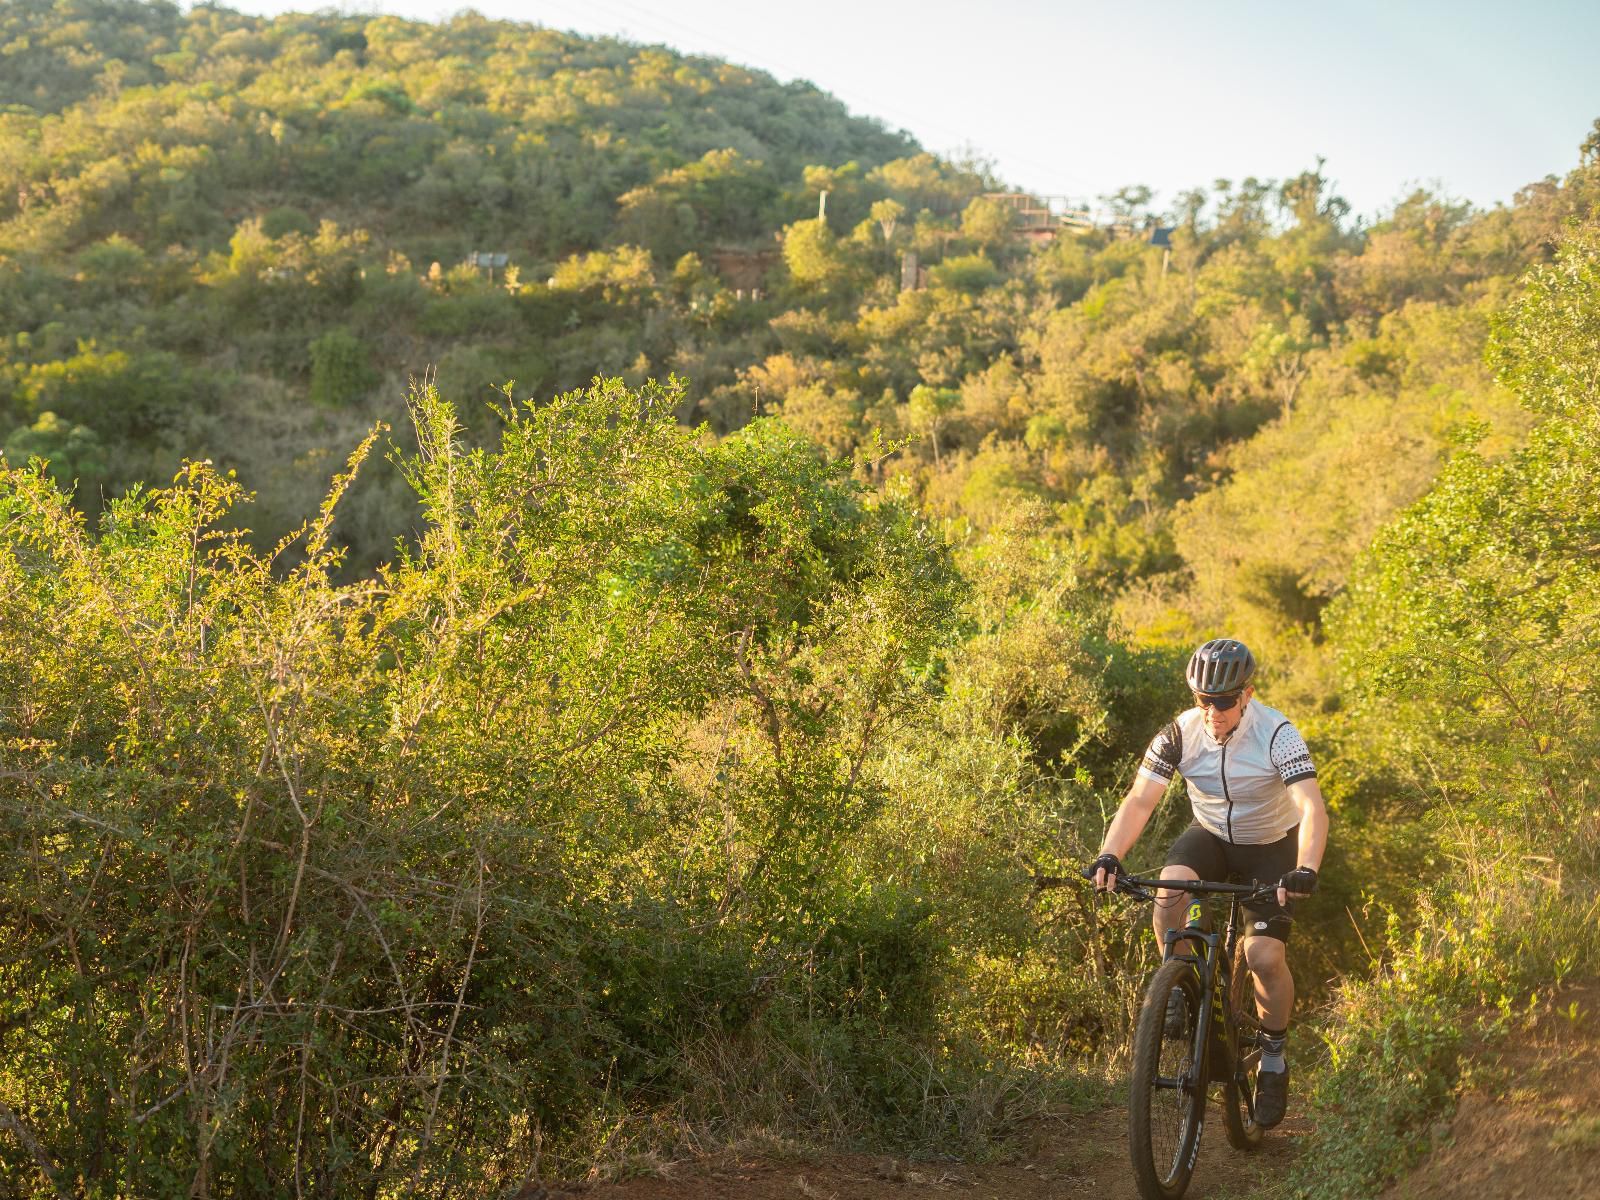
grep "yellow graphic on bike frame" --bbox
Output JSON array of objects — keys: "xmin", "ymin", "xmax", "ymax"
[{"xmin": 1186, "ymin": 901, "xmax": 1203, "ymax": 926}]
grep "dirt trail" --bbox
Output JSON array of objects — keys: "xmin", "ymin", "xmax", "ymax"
[
  {"xmin": 527, "ymin": 982, "xmax": 1600, "ymax": 1200},
  {"xmin": 557, "ymin": 1103, "xmax": 1308, "ymax": 1200}
]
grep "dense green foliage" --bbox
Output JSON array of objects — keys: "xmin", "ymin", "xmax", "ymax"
[
  {"xmin": 3, "ymin": 1, "xmax": 1600, "ymax": 1195},
  {"xmin": 1288, "ymin": 219, "xmax": 1600, "ymax": 1197},
  {"xmin": 0, "ymin": 373, "xmax": 1186, "ymax": 1195},
  {"xmin": 0, "ymin": 0, "xmax": 924, "ymax": 550},
  {"xmin": 0, "ymin": 380, "xmax": 965, "ymax": 1192}
]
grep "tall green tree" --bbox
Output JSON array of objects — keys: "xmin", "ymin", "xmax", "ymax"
[{"xmin": 1330, "ymin": 220, "xmax": 1600, "ymax": 828}]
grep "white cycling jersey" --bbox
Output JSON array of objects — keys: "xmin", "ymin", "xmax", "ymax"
[{"xmin": 1136, "ymin": 699, "xmax": 1317, "ymax": 845}]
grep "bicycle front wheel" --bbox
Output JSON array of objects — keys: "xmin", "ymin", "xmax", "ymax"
[
  {"xmin": 1129, "ymin": 957, "xmax": 1206, "ymax": 1200},
  {"xmin": 1223, "ymin": 937, "xmax": 1265, "ymax": 1150}
]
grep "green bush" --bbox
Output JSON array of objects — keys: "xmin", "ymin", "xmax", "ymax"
[
  {"xmin": 16, "ymin": 342, "xmax": 187, "ymax": 441},
  {"xmin": 261, "ymin": 206, "xmax": 314, "ymax": 239},
  {"xmin": 2, "ymin": 410, "xmax": 107, "ymax": 501},
  {"xmin": 930, "ymin": 253, "xmax": 1001, "ymax": 293},
  {"xmin": 1291, "ymin": 859, "xmax": 1599, "ymax": 1199},
  {"xmin": 307, "ymin": 328, "xmax": 378, "ymax": 406},
  {"xmin": 0, "ymin": 378, "xmax": 985, "ymax": 1193}
]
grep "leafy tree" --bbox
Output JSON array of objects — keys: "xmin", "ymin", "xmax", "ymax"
[
  {"xmin": 2, "ymin": 410, "xmax": 108, "ymax": 501},
  {"xmin": 1244, "ymin": 314, "xmax": 1317, "ymax": 420},
  {"xmin": 906, "ymin": 383, "xmax": 959, "ymax": 464},
  {"xmin": 782, "ymin": 217, "xmax": 858, "ymax": 295},
  {"xmin": 1329, "ymin": 220, "xmax": 1600, "ymax": 824},
  {"xmin": 16, "ymin": 342, "xmax": 185, "ymax": 442},
  {"xmin": 960, "ymin": 195, "xmax": 1014, "ymax": 251},
  {"xmin": 76, "ymin": 233, "xmax": 147, "ymax": 297},
  {"xmin": 930, "ymin": 252, "xmax": 1001, "ymax": 293},
  {"xmin": 1100, "ymin": 183, "xmax": 1153, "ymax": 221},
  {"xmin": 870, "ymin": 197, "xmax": 906, "ymax": 244},
  {"xmin": 868, "ymin": 153, "xmax": 981, "ymax": 214},
  {"xmin": 616, "ymin": 148, "xmax": 778, "ymax": 261}
]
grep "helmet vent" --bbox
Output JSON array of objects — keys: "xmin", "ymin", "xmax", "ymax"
[{"xmin": 1185, "ymin": 638, "xmax": 1256, "ymax": 694}]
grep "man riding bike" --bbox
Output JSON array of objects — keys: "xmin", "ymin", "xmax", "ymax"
[{"xmin": 1087, "ymin": 638, "xmax": 1328, "ymax": 1128}]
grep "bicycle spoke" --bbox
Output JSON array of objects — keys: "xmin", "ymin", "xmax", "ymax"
[
  {"xmin": 1130, "ymin": 959, "xmax": 1208, "ymax": 1197},
  {"xmin": 1148, "ymin": 983, "xmax": 1194, "ymax": 1183}
]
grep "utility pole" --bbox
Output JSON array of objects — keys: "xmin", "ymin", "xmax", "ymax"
[{"xmin": 1148, "ymin": 227, "xmax": 1174, "ymax": 277}]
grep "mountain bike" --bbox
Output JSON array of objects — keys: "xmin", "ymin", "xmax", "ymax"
[{"xmin": 1099, "ymin": 873, "xmax": 1279, "ymax": 1200}]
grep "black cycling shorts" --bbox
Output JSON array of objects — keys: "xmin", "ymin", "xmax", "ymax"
[{"xmin": 1163, "ymin": 823, "xmax": 1300, "ymax": 943}]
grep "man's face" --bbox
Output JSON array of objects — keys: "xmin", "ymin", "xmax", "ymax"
[{"xmin": 1195, "ymin": 684, "xmax": 1253, "ymax": 740}]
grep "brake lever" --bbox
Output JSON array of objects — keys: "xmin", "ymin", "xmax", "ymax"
[{"xmin": 1116, "ymin": 878, "xmax": 1156, "ymax": 902}]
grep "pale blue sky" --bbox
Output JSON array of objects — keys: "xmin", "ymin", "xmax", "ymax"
[{"xmin": 221, "ymin": 0, "xmax": 1599, "ymax": 221}]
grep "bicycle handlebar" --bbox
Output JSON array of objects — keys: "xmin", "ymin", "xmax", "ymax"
[{"xmin": 1091, "ymin": 872, "xmax": 1282, "ymax": 905}]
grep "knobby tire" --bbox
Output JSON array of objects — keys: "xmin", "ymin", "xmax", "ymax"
[
  {"xmin": 1222, "ymin": 936, "xmax": 1265, "ymax": 1150},
  {"xmin": 1129, "ymin": 957, "xmax": 1206, "ymax": 1200}
]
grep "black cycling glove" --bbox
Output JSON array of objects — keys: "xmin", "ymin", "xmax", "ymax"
[
  {"xmin": 1083, "ymin": 852, "xmax": 1123, "ymax": 888},
  {"xmin": 1280, "ymin": 866, "xmax": 1319, "ymax": 896}
]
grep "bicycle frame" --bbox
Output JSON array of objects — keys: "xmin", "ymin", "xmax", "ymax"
[
  {"xmin": 1099, "ymin": 870, "xmax": 1281, "ymax": 1198},
  {"xmin": 1116, "ymin": 875, "xmax": 1278, "ymax": 1094},
  {"xmin": 1165, "ymin": 896, "xmax": 1239, "ymax": 1088}
]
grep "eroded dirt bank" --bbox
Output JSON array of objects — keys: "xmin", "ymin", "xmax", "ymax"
[{"xmin": 1380, "ymin": 982, "xmax": 1600, "ymax": 1200}]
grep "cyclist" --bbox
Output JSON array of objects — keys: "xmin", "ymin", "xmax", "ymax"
[{"xmin": 1086, "ymin": 638, "xmax": 1327, "ymax": 1128}]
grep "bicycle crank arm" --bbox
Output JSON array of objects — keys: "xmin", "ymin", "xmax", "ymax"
[{"xmin": 1154, "ymin": 1072, "xmax": 1202, "ymax": 1094}]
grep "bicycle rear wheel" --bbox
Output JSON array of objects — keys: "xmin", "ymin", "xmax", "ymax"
[
  {"xmin": 1129, "ymin": 958, "xmax": 1206, "ymax": 1200},
  {"xmin": 1222, "ymin": 937, "xmax": 1265, "ymax": 1150}
]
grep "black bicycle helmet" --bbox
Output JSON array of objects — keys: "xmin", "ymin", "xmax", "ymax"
[{"xmin": 1185, "ymin": 638, "xmax": 1256, "ymax": 694}]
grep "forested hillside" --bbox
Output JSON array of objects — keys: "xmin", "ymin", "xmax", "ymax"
[
  {"xmin": 2, "ymin": 2, "xmax": 1599, "ymax": 1197},
  {"xmin": 0, "ymin": 0, "xmax": 924, "ymax": 551},
  {"xmin": 10, "ymin": 0, "xmax": 1592, "ymax": 591}
]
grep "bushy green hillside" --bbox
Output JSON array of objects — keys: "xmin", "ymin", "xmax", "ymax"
[
  {"xmin": 3, "ymin": 2, "xmax": 1600, "ymax": 1195},
  {"xmin": 1286, "ymin": 215, "xmax": 1600, "ymax": 1200},
  {"xmin": 0, "ymin": 0, "xmax": 931, "ymax": 553},
  {"xmin": 8, "ymin": 0, "xmax": 1592, "ymax": 596}
]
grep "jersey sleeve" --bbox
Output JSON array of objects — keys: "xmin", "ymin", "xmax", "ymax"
[
  {"xmin": 1269, "ymin": 721, "xmax": 1317, "ymax": 785},
  {"xmin": 1137, "ymin": 720, "xmax": 1183, "ymax": 784}
]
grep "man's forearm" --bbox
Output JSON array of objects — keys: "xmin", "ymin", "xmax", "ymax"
[
  {"xmin": 1102, "ymin": 792, "xmax": 1157, "ymax": 858},
  {"xmin": 1296, "ymin": 819, "xmax": 1326, "ymax": 870},
  {"xmin": 1292, "ymin": 783, "xmax": 1328, "ymax": 869}
]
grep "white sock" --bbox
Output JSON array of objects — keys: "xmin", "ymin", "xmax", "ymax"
[{"xmin": 1260, "ymin": 1027, "xmax": 1287, "ymax": 1073}]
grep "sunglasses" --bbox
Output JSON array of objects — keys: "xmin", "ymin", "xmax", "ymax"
[{"xmin": 1193, "ymin": 690, "xmax": 1244, "ymax": 712}]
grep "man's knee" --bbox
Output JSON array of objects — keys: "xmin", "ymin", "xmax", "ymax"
[
  {"xmin": 1156, "ymin": 865, "xmax": 1198, "ymax": 912},
  {"xmin": 1244, "ymin": 935, "xmax": 1289, "ymax": 978}
]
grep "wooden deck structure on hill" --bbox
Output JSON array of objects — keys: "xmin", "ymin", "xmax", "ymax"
[
  {"xmin": 710, "ymin": 245, "xmax": 781, "ymax": 293},
  {"xmin": 980, "ymin": 193, "xmax": 1095, "ymax": 243}
]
